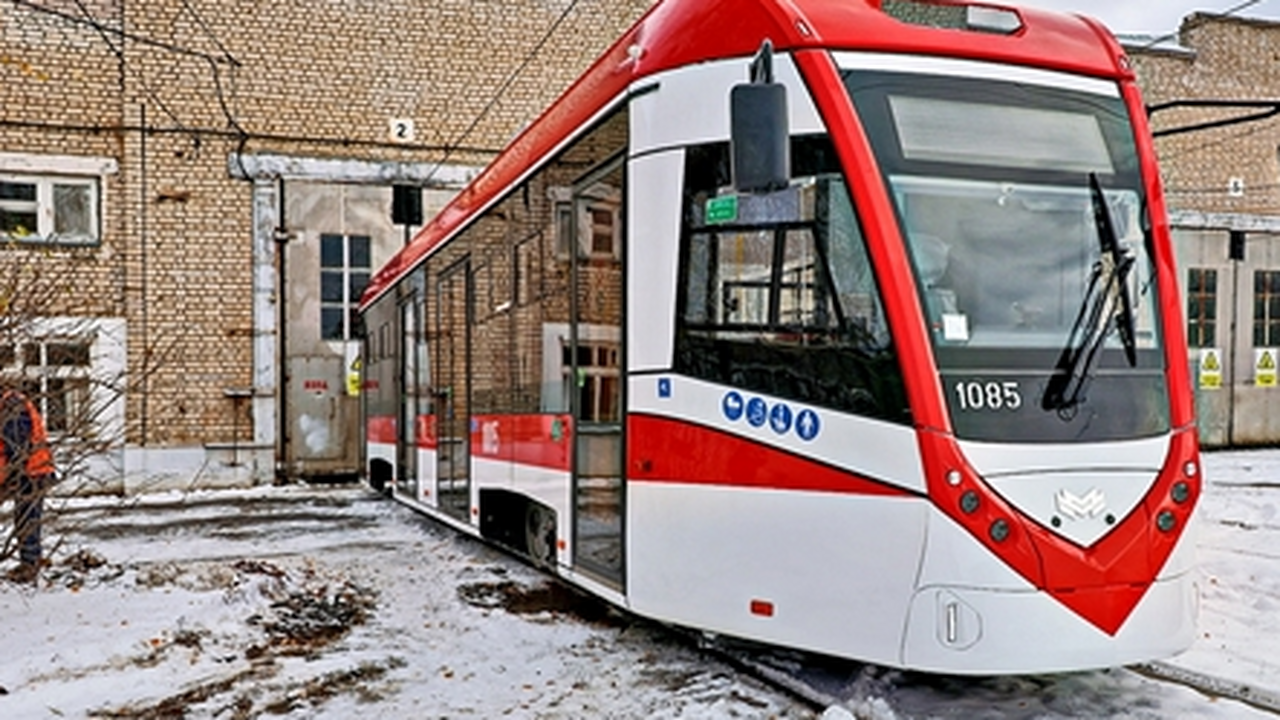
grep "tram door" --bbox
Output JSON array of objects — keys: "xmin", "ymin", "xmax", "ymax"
[
  {"xmin": 397, "ymin": 299, "xmax": 419, "ymax": 496},
  {"xmin": 435, "ymin": 260, "xmax": 472, "ymax": 520},
  {"xmin": 569, "ymin": 157, "xmax": 625, "ymax": 586}
]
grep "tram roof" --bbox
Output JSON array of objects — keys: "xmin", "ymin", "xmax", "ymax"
[{"xmin": 359, "ymin": 0, "xmax": 1130, "ymax": 309}]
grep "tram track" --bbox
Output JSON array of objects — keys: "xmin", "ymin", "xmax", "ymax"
[
  {"xmin": 694, "ymin": 636, "xmax": 846, "ymax": 714},
  {"xmin": 681, "ymin": 629, "xmax": 1280, "ymax": 718},
  {"xmin": 1130, "ymin": 661, "xmax": 1280, "ymax": 716}
]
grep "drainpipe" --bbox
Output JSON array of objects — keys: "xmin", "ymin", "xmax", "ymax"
[
  {"xmin": 274, "ymin": 177, "xmax": 291, "ymax": 483},
  {"xmin": 1228, "ymin": 230, "xmax": 1244, "ymax": 447},
  {"xmin": 140, "ymin": 103, "xmax": 149, "ymax": 447}
]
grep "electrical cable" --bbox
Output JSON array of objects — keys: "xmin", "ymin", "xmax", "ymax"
[
  {"xmin": 10, "ymin": 0, "xmax": 548, "ymax": 174},
  {"xmin": 14, "ymin": 0, "xmax": 246, "ymax": 153},
  {"xmin": 0, "ymin": 118, "xmax": 498, "ymax": 156},
  {"xmin": 171, "ymin": 0, "xmax": 251, "ymax": 175},
  {"xmin": 1134, "ymin": 0, "xmax": 1262, "ymax": 51},
  {"xmin": 426, "ymin": 0, "xmax": 584, "ymax": 182},
  {"xmin": 67, "ymin": 0, "xmax": 196, "ymax": 142},
  {"xmin": 9, "ymin": 0, "xmax": 236, "ymax": 66},
  {"xmin": 1155, "ymin": 110, "xmax": 1280, "ymax": 162},
  {"xmin": 177, "ymin": 0, "xmax": 240, "ymax": 66},
  {"xmin": 1166, "ymin": 182, "xmax": 1280, "ymax": 194}
]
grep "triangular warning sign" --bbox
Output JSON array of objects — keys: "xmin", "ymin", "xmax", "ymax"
[
  {"xmin": 1261, "ymin": 351, "xmax": 1276, "ymax": 371},
  {"xmin": 1203, "ymin": 351, "xmax": 1220, "ymax": 372}
]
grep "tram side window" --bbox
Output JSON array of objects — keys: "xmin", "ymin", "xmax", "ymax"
[
  {"xmin": 438, "ymin": 104, "xmax": 627, "ymax": 417},
  {"xmin": 674, "ymin": 139, "xmax": 909, "ymax": 423}
]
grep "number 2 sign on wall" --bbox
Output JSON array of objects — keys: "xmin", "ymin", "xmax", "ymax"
[{"xmin": 389, "ymin": 118, "xmax": 416, "ymax": 143}]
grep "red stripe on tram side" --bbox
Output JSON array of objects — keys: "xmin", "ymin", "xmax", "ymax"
[
  {"xmin": 627, "ymin": 414, "xmax": 916, "ymax": 497},
  {"xmin": 416, "ymin": 414, "xmax": 438, "ymax": 450},
  {"xmin": 366, "ymin": 415, "xmax": 438, "ymax": 449},
  {"xmin": 471, "ymin": 414, "xmax": 573, "ymax": 472},
  {"xmin": 367, "ymin": 415, "xmax": 396, "ymax": 445}
]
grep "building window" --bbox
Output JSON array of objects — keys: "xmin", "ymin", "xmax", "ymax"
[
  {"xmin": 1, "ymin": 339, "xmax": 93, "ymax": 435},
  {"xmin": 0, "ymin": 175, "xmax": 99, "ymax": 244},
  {"xmin": 562, "ymin": 340, "xmax": 620, "ymax": 422},
  {"xmin": 551, "ymin": 186, "xmax": 620, "ymax": 260},
  {"xmin": 554, "ymin": 201, "xmax": 573, "ymax": 257},
  {"xmin": 1255, "ymin": 270, "xmax": 1280, "ymax": 347},
  {"xmin": 1187, "ymin": 268, "xmax": 1217, "ymax": 348},
  {"xmin": 587, "ymin": 205, "xmax": 618, "ymax": 256},
  {"xmin": 320, "ymin": 233, "xmax": 371, "ymax": 341}
]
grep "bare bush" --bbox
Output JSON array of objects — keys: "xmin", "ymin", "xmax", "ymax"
[{"xmin": 0, "ymin": 243, "xmax": 164, "ymax": 566}]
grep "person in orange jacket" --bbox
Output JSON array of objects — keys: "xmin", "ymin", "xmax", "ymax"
[{"xmin": 1, "ymin": 386, "xmax": 56, "ymax": 584}]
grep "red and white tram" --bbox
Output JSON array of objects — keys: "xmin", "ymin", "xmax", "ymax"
[{"xmin": 359, "ymin": 0, "xmax": 1200, "ymax": 674}]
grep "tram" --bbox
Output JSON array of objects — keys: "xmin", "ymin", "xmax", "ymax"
[{"xmin": 359, "ymin": 0, "xmax": 1200, "ymax": 674}]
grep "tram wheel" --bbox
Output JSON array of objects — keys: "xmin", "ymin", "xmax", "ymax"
[{"xmin": 525, "ymin": 502, "xmax": 556, "ymax": 568}]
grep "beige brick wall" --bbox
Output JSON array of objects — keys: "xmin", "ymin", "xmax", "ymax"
[
  {"xmin": 1131, "ymin": 15, "xmax": 1280, "ymax": 216},
  {"xmin": 3, "ymin": 0, "xmax": 653, "ymax": 448}
]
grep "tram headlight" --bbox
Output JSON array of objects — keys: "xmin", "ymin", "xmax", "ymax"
[
  {"xmin": 1171, "ymin": 481, "xmax": 1191, "ymax": 504},
  {"xmin": 959, "ymin": 490, "xmax": 980, "ymax": 514},
  {"xmin": 1156, "ymin": 510, "xmax": 1177, "ymax": 533},
  {"xmin": 1184, "ymin": 461, "xmax": 1198, "ymax": 478},
  {"xmin": 945, "ymin": 469, "xmax": 962, "ymax": 486}
]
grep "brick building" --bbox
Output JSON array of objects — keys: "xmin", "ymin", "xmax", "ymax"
[
  {"xmin": 1128, "ymin": 14, "xmax": 1280, "ymax": 446},
  {"xmin": 1, "ymin": 0, "xmax": 652, "ymax": 491}
]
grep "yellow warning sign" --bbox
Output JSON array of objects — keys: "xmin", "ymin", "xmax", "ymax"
[
  {"xmin": 1257, "ymin": 348, "xmax": 1277, "ymax": 388},
  {"xmin": 347, "ymin": 356, "xmax": 363, "ymax": 397},
  {"xmin": 1200, "ymin": 348, "xmax": 1222, "ymax": 390}
]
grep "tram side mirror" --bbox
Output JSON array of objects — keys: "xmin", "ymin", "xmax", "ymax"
[{"xmin": 731, "ymin": 40, "xmax": 790, "ymax": 194}]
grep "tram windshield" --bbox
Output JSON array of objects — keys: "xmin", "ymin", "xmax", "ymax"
[{"xmin": 844, "ymin": 60, "xmax": 1170, "ymax": 442}]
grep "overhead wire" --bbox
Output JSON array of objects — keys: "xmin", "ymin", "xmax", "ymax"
[
  {"xmin": 1166, "ymin": 182, "xmax": 1280, "ymax": 194},
  {"xmin": 1156, "ymin": 116, "xmax": 1279, "ymax": 162},
  {"xmin": 177, "ymin": 0, "xmax": 239, "ymax": 67},
  {"xmin": 1139, "ymin": 1, "xmax": 1280, "ymax": 162},
  {"xmin": 425, "ymin": 0, "xmax": 585, "ymax": 182},
  {"xmin": 66, "ymin": 0, "xmax": 197, "ymax": 144},
  {"xmin": 9, "ymin": 0, "xmax": 236, "ymax": 66},
  {"xmin": 1134, "ymin": 0, "xmax": 1263, "ymax": 51},
  {"xmin": 0, "ymin": 117, "xmax": 497, "ymax": 155},
  {"xmin": 174, "ymin": 0, "xmax": 251, "ymax": 174},
  {"xmin": 11, "ymin": 0, "xmax": 526, "ymax": 173}
]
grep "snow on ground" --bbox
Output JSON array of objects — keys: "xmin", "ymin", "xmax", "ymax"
[
  {"xmin": 0, "ymin": 488, "xmax": 808, "ymax": 718},
  {"xmin": 1169, "ymin": 449, "xmax": 1280, "ymax": 690},
  {"xmin": 1, "ymin": 447, "xmax": 1279, "ymax": 718}
]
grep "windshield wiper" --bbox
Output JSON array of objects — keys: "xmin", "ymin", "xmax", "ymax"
[{"xmin": 1041, "ymin": 174, "xmax": 1138, "ymax": 413}]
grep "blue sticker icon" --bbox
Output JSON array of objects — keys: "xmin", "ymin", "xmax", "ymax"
[
  {"xmin": 746, "ymin": 397, "xmax": 768, "ymax": 427},
  {"xmin": 658, "ymin": 378, "xmax": 672, "ymax": 398},
  {"xmin": 770, "ymin": 403, "xmax": 793, "ymax": 434},
  {"xmin": 722, "ymin": 391, "xmax": 744, "ymax": 421},
  {"xmin": 795, "ymin": 409, "xmax": 821, "ymax": 441}
]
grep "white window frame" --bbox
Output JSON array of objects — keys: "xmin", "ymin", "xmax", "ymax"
[
  {"xmin": 581, "ymin": 199, "xmax": 621, "ymax": 259},
  {"xmin": 549, "ymin": 184, "xmax": 621, "ymax": 260},
  {"xmin": 13, "ymin": 338, "xmax": 94, "ymax": 436},
  {"xmin": 560, "ymin": 339, "xmax": 621, "ymax": 422},
  {"xmin": 0, "ymin": 317, "xmax": 125, "ymax": 444},
  {"xmin": 0, "ymin": 153, "xmax": 115, "ymax": 246},
  {"xmin": 319, "ymin": 232, "xmax": 372, "ymax": 342}
]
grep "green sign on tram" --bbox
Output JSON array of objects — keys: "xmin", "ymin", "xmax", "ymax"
[{"xmin": 706, "ymin": 195, "xmax": 738, "ymax": 224}]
